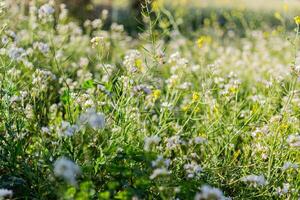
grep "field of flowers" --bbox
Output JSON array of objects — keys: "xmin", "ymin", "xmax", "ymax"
[{"xmin": 0, "ymin": 0, "xmax": 299, "ymax": 199}]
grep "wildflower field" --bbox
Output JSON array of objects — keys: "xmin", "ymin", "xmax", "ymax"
[{"xmin": 0, "ymin": 0, "xmax": 300, "ymax": 199}]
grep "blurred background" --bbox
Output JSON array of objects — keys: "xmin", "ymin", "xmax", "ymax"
[
  {"xmin": 10, "ymin": 0, "xmax": 300, "ymax": 36},
  {"xmin": 64, "ymin": 0, "xmax": 300, "ymax": 32}
]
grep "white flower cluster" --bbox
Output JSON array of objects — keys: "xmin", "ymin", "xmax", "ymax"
[
  {"xmin": 150, "ymin": 155, "xmax": 171, "ymax": 179},
  {"xmin": 123, "ymin": 50, "xmax": 142, "ymax": 73},
  {"xmin": 60, "ymin": 121, "xmax": 79, "ymax": 137},
  {"xmin": 77, "ymin": 108, "xmax": 105, "ymax": 130},
  {"xmin": 91, "ymin": 36, "xmax": 105, "ymax": 48},
  {"xmin": 33, "ymin": 42, "xmax": 50, "ymax": 54},
  {"xmin": 165, "ymin": 74, "xmax": 179, "ymax": 88},
  {"xmin": 54, "ymin": 157, "xmax": 81, "ymax": 186},
  {"xmin": 7, "ymin": 46, "xmax": 26, "ymax": 61},
  {"xmin": 184, "ymin": 161, "xmax": 202, "ymax": 178},
  {"xmin": 241, "ymin": 174, "xmax": 267, "ymax": 187},
  {"xmin": 190, "ymin": 136, "xmax": 207, "ymax": 145},
  {"xmin": 132, "ymin": 84, "xmax": 152, "ymax": 95},
  {"xmin": 282, "ymin": 162, "xmax": 298, "ymax": 171},
  {"xmin": 194, "ymin": 185, "xmax": 228, "ymax": 200},
  {"xmin": 276, "ymin": 183, "xmax": 290, "ymax": 196},
  {"xmin": 0, "ymin": 188, "xmax": 13, "ymax": 199},
  {"xmin": 166, "ymin": 135, "xmax": 184, "ymax": 150},
  {"xmin": 59, "ymin": 108, "xmax": 105, "ymax": 137},
  {"xmin": 38, "ymin": 4, "xmax": 54, "ymax": 19},
  {"xmin": 144, "ymin": 135, "xmax": 161, "ymax": 151},
  {"xmin": 286, "ymin": 134, "xmax": 300, "ymax": 147},
  {"xmin": 168, "ymin": 52, "xmax": 188, "ymax": 74},
  {"xmin": 31, "ymin": 69, "xmax": 56, "ymax": 95}
]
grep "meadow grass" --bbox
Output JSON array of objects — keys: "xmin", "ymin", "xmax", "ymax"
[{"xmin": 0, "ymin": 0, "xmax": 299, "ymax": 199}]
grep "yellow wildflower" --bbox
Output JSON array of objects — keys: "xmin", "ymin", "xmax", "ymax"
[
  {"xmin": 229, "ymin": 86, "xmax": 237, "ymax": 94},
  {"xmin": 196, "ymin": 35, "xmax": 212, "ymax": 48},
  {"xmin": 152, "ymin": 0, "xmax": 163, "ymax": 12},
  {"xmin": 192, "ymin": 92, "xmax": 200, "ymax": 102},
  {"xmin": 197, "ymin": 37, "xmax": 204, "ymax": 48},
  {"xmin": 152, "ymin": 89, "xmax": 161, "ymax": 100},
  {"xmin": 182, "ymin": 104, "xmax": 190, "ymax": 112},
  {"xmin": 294, "ymin": 16, "xmax": 300, "ymax": 25},
  {"xmin": 274, "ymin": 12, "xmax": 282, "ymax": 21},
  {"xmin": 194, "ymin": 107, "xmax": 200, "ymax": 113},
  {"xmin": 135, "ymin": 59, "xmax": 144, "ymax": 72}
]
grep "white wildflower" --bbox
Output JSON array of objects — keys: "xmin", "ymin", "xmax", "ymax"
[
  {"xmin": 150, "ymin": 168, "xmax": 170, "ymax": 179},
  {"xmin": 294, "ymin": 65, "xmax": 300, "ymax": 73},
  {"xmin": 1, "ymin": 36, "xmax": 8, "ymax": 45},
  {"xmin": 250, "ymin": 95, "xmax": 266, "ymax": 105},
  {"xmin": 78, "ymin": 108, "xmax": 105, "ymax": 130},
  {"xmin": 33, "ymin": 42, "xmax": 49, "ymax": 54},
  {"xmin": 150, "ymin": 155, "xmax": 171, "ymax": 179},
  {"xmin": 184, "ymin": 161, "xmax": 202, "ymax": 178},
  {"xmin": 151, "ymin": 155, "xmax": 170, "ymax": 168},
  {"xmin": 91, "ymin": 19, "xmax": 103, "ymax": 29},
  {"xmin": 101, "ymin": 9, "xmax": 109, "ymax": 20},
  {"xmin": 24, "ymin": 104, "xmax": 34, "ymax": 119},
  {"xmin": 8, "ymin": 46, "xmax": 26, "ymax": 61},
  {"xmin": 166, "ymin": 135, "xmax": 182, "ymax": 150},
  {"xmin": 133, "ymin": 84, "xmax": 152, "ymax": 95},
  {"xmin": 38, "ymin": 4, "xmax": 55, "ymax": 18},
  {"xmin": 191, "ymin": 136, "xmax": 207, "ymax": 145},
  {"xmin": 241, "ymin": 174, "xmax": 267, "ymax": 187},
  {"xmin": 60, "ymin": 121, "xmax": 79, "ymax": 137},
  {"xmin": 165, "ymin": 74, "xmax": 179, "ymax": 88},
  {"xmin": 282, "ymin": 162, "xmax": 298, "ymax": 171},
  {"xmin": 54, "ymin": 157, "xmax": 81, "ymax": 186},
  {"xmin": 144, "ymin": 135, "xmax": 161, "ymax": 151},
  {"xmin": 161, "ymin": 102, "xmax": 172, "ymax": 109},
  {"xmin": 286, "ymin": 134, "xmax": 300, "ymax": 147},
  {"xmin": 123, "ymin": 50, "xmax": 142, "ymax": 73},
  {"xmin": 41, "ymin": 127, "xmax": 50, "ymax": 134},
  {"xmin": 194, "ymin": 185, "xmax": 227, "ymax": 200},
  {"xmin": 91, "ymin": 36, "xmax": 105, "ymax": 48},
  {"xmin": 276, "ymin": 183, "xmax": 290, "ymax": 196},
  {"xmin": 178, "ymin": 82, "xmax": 192, "ymax": 90},
  {"xmin": 0, "ymin": 188, "xmax": 13, "ymax": 199},
  {"xmin": 251, "ymin": 126, "xmax": 269, "ymax": 138},
  {"xmin": 111, "ymin": 23, "xmax": 124, "ymax": 32}
]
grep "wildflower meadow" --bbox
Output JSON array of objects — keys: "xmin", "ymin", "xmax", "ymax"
[{"xmin": 0, "ymin": 0, "xmax": 299, "ymax": 199}]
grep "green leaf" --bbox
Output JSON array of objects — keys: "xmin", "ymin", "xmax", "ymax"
[
  {"xmin": 98, "ymin": 191, "xmax": 110, "ymax": 200},
  {"xmin": 82, "ymin": 79, "xmax": 95, "ymax": 89},
  {"xmin": 61, "ymin": 89, "xmax": 71, "ymax": 105}
]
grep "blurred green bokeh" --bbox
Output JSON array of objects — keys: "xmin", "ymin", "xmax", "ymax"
[{"xmin": 13, "ymin": 0, "xmax": 300, "ymax": 35}]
